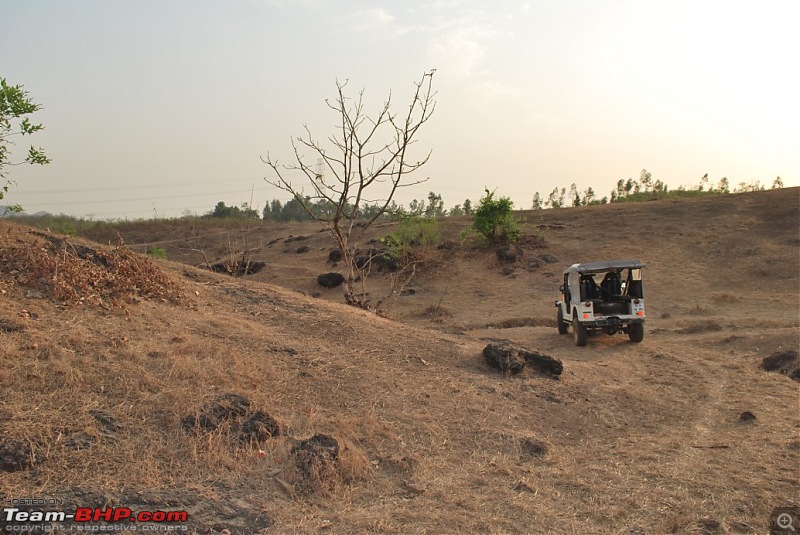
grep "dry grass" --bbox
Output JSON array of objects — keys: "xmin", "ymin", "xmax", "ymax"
[
  {"xmin": 1, "ymin": 188, "xmax": 798, "ymax": 534},
  {"xmin": 0, "ymin": 225, "xmax": 182, "ymax": 307}
]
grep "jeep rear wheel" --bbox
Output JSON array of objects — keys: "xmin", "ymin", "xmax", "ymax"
[
  {"xmin": 573, "ymin": 311, "xmax": 588, "ymax": 346},
  {"xmin": 557, "ymin": 307, "xmax": 568, "ymax": 335},
  {"xmin": 628, "ymin": 323, "xmax": 644, "ymax": 343}
]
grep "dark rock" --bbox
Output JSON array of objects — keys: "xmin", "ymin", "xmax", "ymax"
[
  {"xmin": 400, "ymin": 288, "xmax": 416, "ymax": 296},
  {"xmin": 373, "ymin": 252, "xmax": 399, "ymax": 272},
  {"xmin": 0, "ymin": 319, "xmax": 25, "ymax": 333},
  {"xmin": 483, "ymin": 342, "xmax": 563, "ymax": 376},
  {"xmin": 761, "ymin": 349, "xmax": 798, "ymax": 371},
  {"xmin": 519, "ymin": 437, "xmax": 548, "ymax": 458},
  {"xmin": 210, "ymin": 260, "xmax": 266, "ymax": 276},
  {"xmin": 293, "ymin": 433, "xmax": 339, "ymax": 458},
  {"xmin": 296, "ymin": 245, "xmax": 310, "ymax": 254},
  {"xmin": 291, "ymin": 433, "xmax": 340, "ymax": 479},
  {"xmin": 538, "ymin": 254, "xmax": 559, "ymax": 264},
  {"xmin": 210, "ymin": 262, "xmax": 227, "ymax": 273},
  {"xmin": 518, "ymin": 347, "xmax": 564, "ymax": 376},
  {"xmin": 317, "ymin": 272, "xmax": 345, "ymax": 288},
  {"xmin": 0, "ymin": 433, "xmax": 33, "ymax": 472},
  {"xmin": 355, "ymin": 248, "xmax": 397, "ymax": 271},
  {"xmin": 182, "ymin": 393, "xmax": 251, "ymax": 432},
  {"xmin": 526, "ymin": 259, "xmax": 542, "ymax": 271},
  {"xmin": 240, "ymin": 411, "xmax": 281, "ymax": 443},
  {"xmin": 739, "ymin": 411, "xmax": 756, "ymax": 422},
  {"xmin": 284, "ymin": 235, "xmax": 308, "ymax": 243},
  {"xmin": 502, "ymin": 266, "xmax": 515, "ymax": 276},
  {"xmin": 483, "ymin": 343, "xmax": 526, "ymax": 375},
  {"xmin": 761, "ymin": 349, "xmax": 800, "ymax": 382},
  {"xmin": 328, "ymin": 249, "xmax": 343, "ymax": 263},
  {"xmin": 496, "ymin": 245, "xmax": 522, "ymax": 263},
  {"xmin": 355, "ymin": 255, "xmax": 370, "ymax": 269}
]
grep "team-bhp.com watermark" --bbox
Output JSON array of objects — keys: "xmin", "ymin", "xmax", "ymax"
[{"xmin": 3, "ymin": 500, "xmax": 189, "ymax": 532}]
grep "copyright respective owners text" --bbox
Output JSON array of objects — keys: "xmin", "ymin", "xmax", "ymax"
[{"xmin": 3, "ymin": 499, "xmax": 189, "ymax": 533}]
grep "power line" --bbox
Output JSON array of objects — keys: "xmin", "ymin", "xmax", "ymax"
[
  {"xmin": 12, "ymin": 176, "xmax": 271, "ymax": 195},
  {"xmin": 15, "ymin": 187, "xmax": 275, "ymax": 206}
]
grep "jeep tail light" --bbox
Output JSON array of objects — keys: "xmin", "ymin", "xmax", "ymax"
[
  {"xmin": 633, "ymin": 299, "xmax": 640, "ymax": 304},
  {"xmin": 583, "ymin": 313, "xmax": 589, "ymax": 319},
  {"xmin": 636, "ymin": 311, "xmax": 644, "ymax": 316},
  {"xmin": 584, "ymin": 301, "xmax": 591, "ymax": 306}
]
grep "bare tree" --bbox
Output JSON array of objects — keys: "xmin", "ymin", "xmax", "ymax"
[{"xmin": 262, "ymin": 71, "xmax": 437, "ymax": 308}]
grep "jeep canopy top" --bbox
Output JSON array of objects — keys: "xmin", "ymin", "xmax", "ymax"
[{"xmin": 564, "ymin": 259, "xmax": 644, "ymax": 275}]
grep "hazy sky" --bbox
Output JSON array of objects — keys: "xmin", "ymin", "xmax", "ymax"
[{"xmin": 2, "ymin": 0, "xmax": 798, "ymax": 219}]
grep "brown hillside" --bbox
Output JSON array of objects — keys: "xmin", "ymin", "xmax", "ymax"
[{"xmin": 1, "ymin": 188, "xmax": 798, "ymax": 534}]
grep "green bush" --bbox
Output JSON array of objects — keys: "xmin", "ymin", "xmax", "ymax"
[
  {"xmin": 470, "ymin": 188, "xmax": 520, "ymax": 243},
  {"xmin": 60, "ymin": 222, "xmax": 77, "ymax": 236},
  {"xmin": 146, "ymin": 246, "xmax": 167, "ymax": 260},
  {"xmin": 382, "ymin": 217, "xmax": 440, "ymax": 262}
]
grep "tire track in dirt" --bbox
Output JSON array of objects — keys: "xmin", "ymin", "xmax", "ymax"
[{"xmin": 653, "ymin": 338, "xmax": 763, "ymax": 531}]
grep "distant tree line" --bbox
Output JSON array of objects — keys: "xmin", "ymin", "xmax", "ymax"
[
  {"xmin": 203, "ymin": 173, "xmax": 787, "ymax": 220},
  {"xmin": 260, "ymin": 196, "xmax": 388, "ymax": 222},
  {"xmin": 205, "ymin": 201, "xmax": 259, "ymax": 219},
  {"xmin": 530, "ymin": 171, "xmax": 785, "ymax": 209},
  {"xmin": 204, "ymin": 192, "xmax": 474, "ymax": 221}
]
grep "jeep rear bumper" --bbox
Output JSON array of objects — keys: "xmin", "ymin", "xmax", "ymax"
[{"xmin": 582, "ymin": 317, "xmax": 644, "ymax": 328}]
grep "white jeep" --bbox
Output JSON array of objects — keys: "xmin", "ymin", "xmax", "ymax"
[{"xmin": 555, "ymin": 260, "xmax": 645, "ymax": 346}]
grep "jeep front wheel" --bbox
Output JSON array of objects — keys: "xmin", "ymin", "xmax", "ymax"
[
  {"xmin": 557, "ymin": 307, "xmax": 568, "ymax": 335},
  {"xmin": 573, "ymin": 311, "xmax": 588, "ymax": 346},
  {"xmin": 628, "ymin": 322, "xmax": 644, "ymax": 343}
]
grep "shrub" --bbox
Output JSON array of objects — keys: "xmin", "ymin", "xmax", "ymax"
[
  {"xmin": 382, "ymin": 217, "xmax": 440, "ymax": 262},
  {"xmin": 470, "ymin": 188, "xmax": 520, "ymax": 243},
  {"xmin": 146, "ymin": 246, "xmax": 167, "ymax": 260}
]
